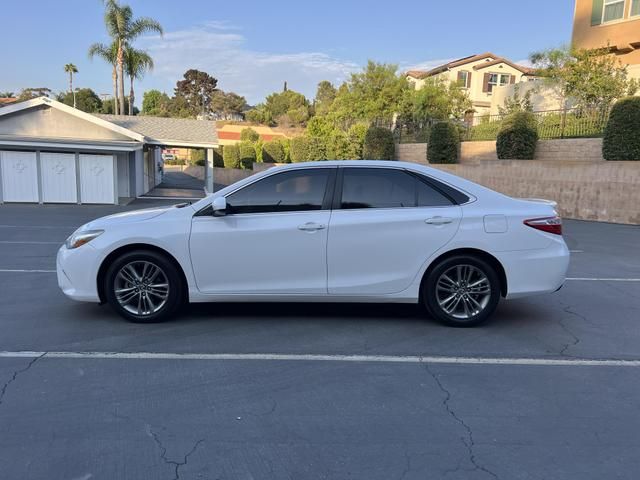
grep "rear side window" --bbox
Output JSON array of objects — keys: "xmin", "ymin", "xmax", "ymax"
[
  {"xmin": 340, "ymin": 168, "xmax": 453, "ymax": 209},
  {"xmin": 226, "ymin": 168, "xmax": 332, "ymax": 214}
]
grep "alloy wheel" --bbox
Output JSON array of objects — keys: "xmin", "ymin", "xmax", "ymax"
[
  {"xmin": 435, "ymin": 264, "xmax": 491, "ymax": 320},
  {"xmin": 114, "ymin": 261, "xmax": 170, "ymax": 316}
]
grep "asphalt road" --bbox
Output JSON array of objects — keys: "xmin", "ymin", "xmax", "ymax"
[{"xmin": 0, "ymin": 201, "xmax": 639, "ymax": 480}]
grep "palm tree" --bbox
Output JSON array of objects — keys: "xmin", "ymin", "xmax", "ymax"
[
  {"xmin": 102, "ymin": 0, "xmax": 163, "ymax": 115},
  {"xmin": 88, "ymin": 42, "xmax": 119, "ymax": 115},
  {"xmin": 124, "ymin": 48, "xmax": 154, "ymax": 115},
  {"xmin": 64, "ymin": 63, "xmax": 79, "ymax": 108}
]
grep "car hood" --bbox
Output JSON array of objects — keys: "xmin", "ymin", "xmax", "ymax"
[{"xmin": 83, "ymin": 206, "xmax": 171, "ymax": 229}]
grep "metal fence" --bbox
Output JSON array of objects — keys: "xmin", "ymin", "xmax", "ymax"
[
  {"xmin": 394, "ymin": 108, "xmax": 611, "ymax": 143},
  {"xmin": 462, "ymin": 108, "xmax": 610, "ymax": 142}
]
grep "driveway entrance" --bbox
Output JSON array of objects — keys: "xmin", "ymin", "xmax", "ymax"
[{"xmin": 142, "ymin": 166, "xmax": 205, "ymax": 199}]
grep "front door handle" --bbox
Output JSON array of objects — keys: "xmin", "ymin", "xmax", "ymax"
[
  {"xmin": 425, "ymin": 217, "xmax": 453, "ymax": 225},
  {"xmin": 298, "ymin": 222, "xmax": 326, "ymax": 232}
]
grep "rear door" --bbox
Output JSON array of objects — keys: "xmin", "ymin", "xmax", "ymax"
[{"xmin": 327, "ymin": 167, "xmax": 462, "ymax": 295}]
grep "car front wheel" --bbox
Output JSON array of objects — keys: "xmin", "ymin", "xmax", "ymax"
[
  {"xmin": 423, "ymin": 255, "xmax": 501, "ymax": 327},
  {"xmin": 104, "ymin": 250, "xmax": 184, "ymax": 323}
]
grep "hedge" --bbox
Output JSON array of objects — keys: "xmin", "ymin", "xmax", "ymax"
[
  {"xmin": 427, "ymin": 122, "xmax": 460, "ymax": 164},
  {"xmin": 496, "ymin": 111, "xmax": 538, "ymax": 160},
  {"xmin": 240, "ymin": 127, "xmax": 260, "ymax": 142},
  {"xmin": 238, "ymin": 141, "xmax": 256, "ymax": 169},
  {"xmin": 262, "ymin": 140, "xmax": 286, "ymax": 163},
  {"xmin": 290, "ymin": 136, "xmax": 311, "ymax": 163},
  {"xmin": 363, "ymin": 126, "xmax": 395, "ymax": 160},
  {"xmin": 603, "ymin": 97, "xmax": 640, "ymax": 161},
  {"xmin": 223, "ymin": 144, "xmax": 240, "ymax": 169}
]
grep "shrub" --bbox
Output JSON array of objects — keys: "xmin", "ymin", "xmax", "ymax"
[
  {"xmin": 238, "ymin": 141, "xmax": 256, "ymax": 169},
  {"xmin": 290, "ymin": 136, "xmax": 310, "ymax": 163},
  {"xmin": 307, "ymin": 137, "xmax": 327, "ymax": 161},
  {"xmin": 213, "ymin": 146, "xmax": 224, "ymax": 167},
  {"xmin": 223, "ymin": 144, "xmax": 240, "ymax": 169},
  {"xmin": 262, "ymin": 140, "xmax": 286, "ymax": 163},
  {"xmin": 496, "ymin": 111, "xmax": 538, "ymax": 160},
  {"xmin": 240, "ymin": 127, "xmax": 260, "ymax": 142},
  {"xmin": 603, "ymin": 97, "xmax": 640, "ymax": 160},
  {"xmin": 427, "ymin": 122, "xmax": 460, "ymax": 164},
  {"xmin": 347, "ymin": 123, "xmax": 368, "ymax": 159},
  {"xmin": 363, "ymin": 126, "xmax": 395, "ymax": 160}
]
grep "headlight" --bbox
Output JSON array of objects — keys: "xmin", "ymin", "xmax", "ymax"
[{"xmin": 65, "ymin": 229, "xmax": 104, "ymax": 249}]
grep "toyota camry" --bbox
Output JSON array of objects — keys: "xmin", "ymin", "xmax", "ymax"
[{"xmin": 57, "ymin": 161, "xmax": 569, "ymax": 327}]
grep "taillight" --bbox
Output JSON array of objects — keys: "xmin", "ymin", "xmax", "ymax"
[{"xmin": 524, "ymin": 216, "xmax": 562, "ymax": 235}]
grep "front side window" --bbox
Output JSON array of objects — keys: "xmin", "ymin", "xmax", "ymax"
[
  {"xmin": 603, "ymin": 0, "xmax": 625, "ymax": 22},
  {"xmin": 487, "ymin": 73, "xmax": 511, "ymax": 93},
  {"xmin": 226, "ymin": 168, "xmax": 332, "ymax": 214},
  {"xmin": 340, "ymin": 168, "xmax": 453, "ymax": 209}
]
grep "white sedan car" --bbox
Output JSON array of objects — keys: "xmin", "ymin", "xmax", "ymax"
[{"xmin": 57, "ymin": 161, "xmax": 569, "ymax": 327}]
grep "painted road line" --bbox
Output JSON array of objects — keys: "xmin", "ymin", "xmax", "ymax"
[
  {"xmin": 0, "ymin": 241, "xmax": 61, "ymax": 245},
  {"xmin": 0, "ymin": 269, "xmax": 56, "ymax": 273},
  {"xmin": 1, "ymin": 351, "xmax": 640, "ymax": 367},
  {"xmin": 566, "ymin": 278, "xmax": 640, "ymax": 282}
]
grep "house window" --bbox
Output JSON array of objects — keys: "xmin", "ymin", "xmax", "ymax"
[
  {"xmin": 487, "ymin": 73, "xmax": 511, "ymax": 93},
  {"xmin": 632, "ymin": 0, "xmax": 640, "ymax": 16},
  {"xmin": 457, "ymin": 71, "xmax": 471, "ymax": 88},
  {"xmin": 602, "ymin": 0, "xmax": 625, "ymax": 22}
]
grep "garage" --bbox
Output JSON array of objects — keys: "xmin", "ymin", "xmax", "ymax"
[{"xmin": 0, "ymin": 97, "xmax": 218, "ymax": 204}]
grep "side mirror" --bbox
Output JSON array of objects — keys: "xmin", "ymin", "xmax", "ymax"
[{"xmin": 212, "ymin": 197, "xmax": 227, "ymax": 216}]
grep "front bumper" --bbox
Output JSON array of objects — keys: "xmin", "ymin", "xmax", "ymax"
[{"xmin": 56, "ymin": 245, "xmax": 101, "ymax": 302}]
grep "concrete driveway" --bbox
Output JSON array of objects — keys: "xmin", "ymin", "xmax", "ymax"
[{"xmin": 0, "ymin": 201, "xmax": 639, "ymax": 480}]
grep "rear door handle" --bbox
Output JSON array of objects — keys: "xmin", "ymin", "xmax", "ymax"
[
  {"xmin": 425, "ymin": 217, "xmax": 453, "ymax": 225},
  {"xmin": 298, "ymin": 222, "xmax": 326, "ymax": 232}
]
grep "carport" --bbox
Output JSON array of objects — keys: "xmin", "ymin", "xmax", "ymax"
[{"xmin": 0, "ymin": 97, "xmax": 218, "ymax": 204}]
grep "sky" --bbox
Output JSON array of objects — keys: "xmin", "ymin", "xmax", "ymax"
[{"xmin": 1, "ymin": 0, "xmax": 576, "ymax": 105}]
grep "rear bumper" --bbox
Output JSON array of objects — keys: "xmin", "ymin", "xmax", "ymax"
[
  {"xmin": 496, "ymin": 239, "xmax": 570, "ymax": 299},
  {"xmin": 57, "ymin": 245, "xmax": 101, "ymax": 302}
]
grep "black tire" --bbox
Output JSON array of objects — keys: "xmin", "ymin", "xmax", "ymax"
[
  {"xmin": 422, "ymin": 255, "xmax": 501, "ymax": 327},
  {"xmin": 104, "ymin": 250, "xmax": 184, "ymax": 323}
]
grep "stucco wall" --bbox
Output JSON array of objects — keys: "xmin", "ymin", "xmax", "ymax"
[
  {"xmin": 395, "ymin": 139, "xmax": 639, "ymax": 224},
  {"xmin": 0, "ymin": 106, "xmax": 132, "ymax": 141}
]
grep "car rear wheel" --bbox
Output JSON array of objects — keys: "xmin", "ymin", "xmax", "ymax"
[
  {"xmin": 423, "ymin": 255, "xmax": 501, "ymax": 327},
  {"xmin": 104, "ymin": 250, "xmax": 184, "ymax": 323}
]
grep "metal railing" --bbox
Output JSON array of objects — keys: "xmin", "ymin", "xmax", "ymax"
[{"xmin": 462, "ymin": 108, "xmax": 610, "ymax": 141}]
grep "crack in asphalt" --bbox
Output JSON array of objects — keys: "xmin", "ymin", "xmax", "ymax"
[
  {"xmin": 0, "ymin": 352, "xmax": 46, "ymax": 406},
  {"xmin": 147, "ymin": 425, "xmax": 204, "ymax": 480},
  {"xmin": 558, "ymin": 304, "xmax": 583, "ymax": 356},
  {"xmin": 424, "ymin": 363, "xmax": 499, "ymax": 480},
  {"xmin": 398, "ymin": 445, "xmax": 412, "ymax": 480}
]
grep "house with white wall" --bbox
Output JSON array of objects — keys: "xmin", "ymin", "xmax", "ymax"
[{"xmin": 406, "ymin": 53, "xmax": 537, "ymax": 116}]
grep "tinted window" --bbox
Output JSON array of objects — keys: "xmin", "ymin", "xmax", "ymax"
[
  {"xmin": 340, "ymin": 168, "xmax": 452, "ymax": 209},
  {"xmin": 226, "ymin": 169, "xmax": 331, "ymax": 214},
  {"xmin": 415, "ymin": 173, "xmax": 470, "ymax": 205}
]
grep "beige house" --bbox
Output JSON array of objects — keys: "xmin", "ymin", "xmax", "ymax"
[
  {"xmin": 572, "ymin": 0, "xmax": 640, "ymax": 79},
  {"xmin": 406, "ymin": 53, "xmax": 536, "ymax": 116}
]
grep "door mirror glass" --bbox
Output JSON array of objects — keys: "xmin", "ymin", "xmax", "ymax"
[{"xmin": 212, "ymin": 196, "xmax": 227, "ymax": 216}]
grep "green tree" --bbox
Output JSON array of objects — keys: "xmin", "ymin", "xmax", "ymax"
[
  {"xmin": 142, "ymin": 89, "xmax": 171, "ymax": 116},
  {"xmin": 17, "ymin": 88, "xmax": 52, "ymax": 101},
  {"xmin": 409, "ymin": 79, "xmax": 472, "ymax": 124},
  {"xmin": 101, "ymin": 0, "xmax": 163, "ymax": 115},
  {"xmin": 330, "ymin": 61, "xmax": 409, "ymax": 127},
  {"xmin": 314, "ymin": 80, "xmax": 337, "ymax": 115},
  {"xmin": 363, "ymin": 126, "xmax": 395, "ymax": 160},
  {"xmin": 289, "ymin": 136, "xmax": 311, "ymax": 163},
  {"xmin": 210, "ymin": 91, "xmax": 248, "ymax": 120},
  {"xmin": 174, "ymin": 69, "xmax": 218, "ymax": 117},
  {"xmin": 57, "ymin": 88, "xmax": 103, "ymax": 113},
  {"xmin": 64, "ymin": 63, "xmax": 78, "ymax": 108},
  {"xmin": 498, "ymin": 84, "xmax": 534, "ymax": 116},
  {"xmin": 530, "ymin": 46, "xmax": 637, "ymax": 109},
  {"xmin": 264, "ymin": 89, "xmax": 311, "ymax": 127},
  {"xmin": 88, "ymin": 41, "xmax": 119, "ymax": 114},
  {"xmin": 124, "ymin": 47, "xmax": 153, "ymax": 115}
]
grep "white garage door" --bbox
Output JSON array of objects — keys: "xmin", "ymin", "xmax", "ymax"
[
  {"xmin": 79, "ymin": 154, "xmax": 115, "ymax": 204},
  {"xmin": 1, "ymin": 151, "xmax": 39, "ymax": 203},
  {"xmin": 40, "ymin": 153, "xmax": 77, "ymax": 203}
]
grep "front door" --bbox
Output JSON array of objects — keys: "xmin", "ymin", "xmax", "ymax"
[
  {"xmin": 328, "ymin": 167, "xmax": 462, "ymax": 295},
  {"xmin": 190, "ymin": 167, "xmax": 336, "ymax": 294}
]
